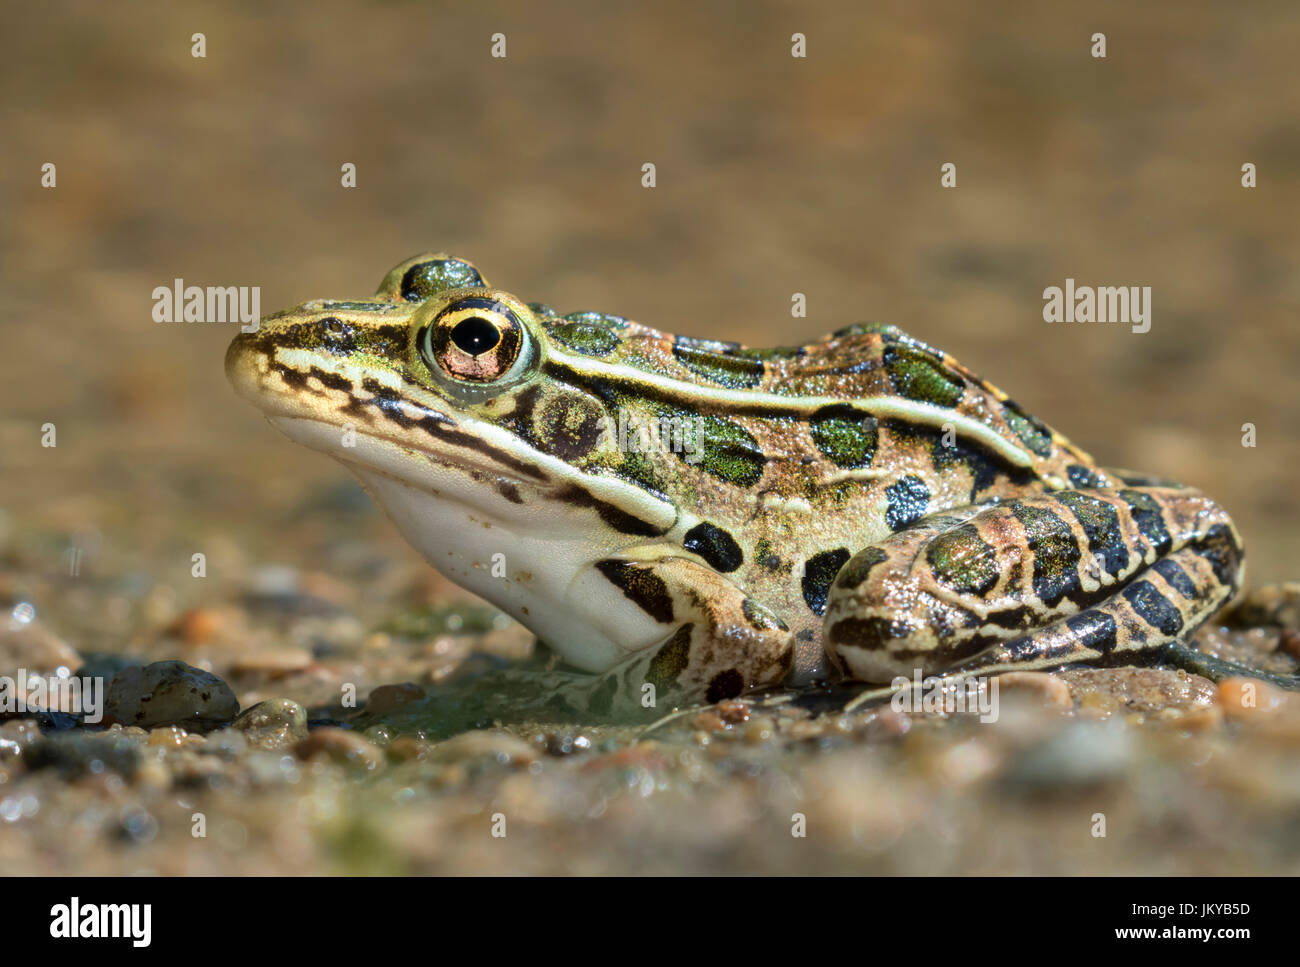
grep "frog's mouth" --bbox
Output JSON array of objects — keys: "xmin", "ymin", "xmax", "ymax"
[{"xmin": 264, "ymin": 413, "xmax": 677, "ymax": 538}]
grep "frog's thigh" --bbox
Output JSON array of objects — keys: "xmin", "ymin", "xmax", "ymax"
[
  {"xmin": 824, "ymin": 487, "xmax": 1243, "ymax": 682},
  {"xmin": 586, "ymin": 556, "xmax": 796, "ymax": 709}
]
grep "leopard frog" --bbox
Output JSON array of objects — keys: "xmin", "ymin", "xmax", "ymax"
[{"xmin": 227, "ymin": 253, "xmax": 1290, "ymax": 716}]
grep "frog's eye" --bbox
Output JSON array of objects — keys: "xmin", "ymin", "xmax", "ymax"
[{"xmin": 421, "ymin": 297, "xmax": 528, "ymax": 383}]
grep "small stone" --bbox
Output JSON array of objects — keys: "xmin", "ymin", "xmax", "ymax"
[
  {"xmin": 229, "ymin": 649, "xmax": 314, "ymax": 675},
  {"xmin": 146, "ymin": 726, "xmax": 190, "ymax": 748},
  {"xmin": 1278, "ymin": 628, "xmax": 1300, "ymax": 660},
  {"xmin": 690, "ymin": 711, "xmax": 727, "ymax": 733},
  {"xmin": 716, "ymin": 700, "xmax": 750, "ymax": 724},
  {"xmin": 232, "ymin": 698, "xmax": 308, "ymax": 747},
  {"xmin": 996, "ymin": 672, "xmax": 1072, "ymax": 708},
  {"xmin": 1217, "ymin": 677, "xmax": 1286, "ymax": 719},
  {"xmin": 294, "ymin": 727, "xmax": 384, "ymax": 770},
  {"xmin": 365, "ymin": 682, "xmax": 426, "ymax": 717},
  {"xmin": 164, "ymin": 608, "xmax": 223, "ymax": 644},
  {"xmin": 105, "ymin": 660, "xmax": 239, "ymax": 731}
]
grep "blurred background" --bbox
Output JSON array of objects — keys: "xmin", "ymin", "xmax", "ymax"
[{"xmin": 4, "ymin": 0, "xmax": 1298, "ymax": 598}]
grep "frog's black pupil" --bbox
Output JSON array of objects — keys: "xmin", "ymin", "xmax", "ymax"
[{"xmin": 450, "ymin": 316, "xmax": 500, "ymax": 355}]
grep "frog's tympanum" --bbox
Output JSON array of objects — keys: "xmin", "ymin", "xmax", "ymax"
[{"xmin": 227, "ymin": 254, "xmax": 1295, "ymax": 716}]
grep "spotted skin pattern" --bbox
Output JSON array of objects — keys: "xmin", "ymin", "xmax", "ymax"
[{"xmin": 226, "ymin": 253, "xmax": 1299, "ymax": 719}]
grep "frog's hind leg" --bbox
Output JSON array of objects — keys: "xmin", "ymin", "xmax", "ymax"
[{"xmin": 825, "ymin": 486, "xmax": 1297, "ymax": 694}]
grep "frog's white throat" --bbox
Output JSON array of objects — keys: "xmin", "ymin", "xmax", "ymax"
[{"xmin": 266, "ymin": 415, "xmax": 675, "ymax": 672}]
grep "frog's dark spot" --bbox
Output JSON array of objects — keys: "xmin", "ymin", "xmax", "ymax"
[
  {"xmin": 309, "ymin": 367, "xmax": 355, "ymax": 393},
  {"xmin": 1190, "ymin": 524, "xmax": 1241, "ymax": 587},
  {"xmin": 532, "ymin": 392, "xmax": 604, "ymax": 460},
  {"xmin": 496, "ymin": 480, "xmax": 523, "ymax": 504},
  {"xmin": 595, "ymin": 560, "xmax": 674, "ymax": 623},
  {"xmin": 1066, "ymin": 464, "xmax": 1105, "ymax": 488},
  {"xmin": 684, "ymin": 415, "xmax": 766, "ymax": 488},
  {"xmin": 646, "ymin": 624, "xmax": 693, "ymax": 692},
  {"xmin": 926, "ymin": 525, "xmax": 999, "ymax": 596},
  {"xmin": 802, "ymin": 548, "xmax": 851, "ymax": 616},
  {"xmin": 884, "ymin": 475, "xmax": 931, "ymax": 531},
  {"xmin": 683, "ymin": 522, "xmax": 744, "ymax": 573},
  {"xmin": 741, "ymin": 598, "xmax": 787, "ymax": 632},
  {"xmin": 1011, "ymin": 504, "xmax": 1082, "ymax": 606},
  {"xmin": 834, "ymin": 547, "xmax": 888, "ymax": 590},
  {"xmin": 672, "ymin": 339, "xmax": 765, "ymax": 390},
  {"xmin": 548, "ymin": 318, "xmax": 622, "ymax": 356},
  {"xmin": 1064, "ymin": 609, "xmax": 1120, "ymax": 655},
  {"xmin": 828, "ymin": 615, "xmax": 908, "ymax": 651},
  {"xmin": 271, "ymin": 363, "xmax": 354, "ymax": 397},
  {"xmin": 1119, "ymin": 489, "xmax": 1172, "ymax": 557},
  {"xmin": 1055, "ymin": 491, "xmax": 1129, "ymax": 577},
  {"xmin": 706, "ymin": 669, "xmax": 745, "ymax": 703},
  {"xmin": 1152, "ymin": 559, "xmax": 1197, "ymax": 599},
  {"xmin": 1001, "ymin": 399, "xmax": 1054, "ymax": 457},
  {"xmin": 401, "ymin": 259, "xmax": 486, "ymax": 301},
  {"xmin": 809, "ymin": 405, "xmax": 878, "ymax": 469},
  {"xmin": 882, "ymin": 345, "xmax": 965, "ymax": 408},
  {"xmin": 1122, "ymin": 580, "xmax": 1184, "ymax": 636}
]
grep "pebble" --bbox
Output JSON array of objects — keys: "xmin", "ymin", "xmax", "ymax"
[
  {"xmin": 1217, "ymin": 677, "xmax": 1286, "ymax": 719},
  {"xmin": 293, "ymin": 728, "xmax": 384, "ymax": 771},
  {"xmin": 146, "ymin": 726, "xmax": 191, "ymax": 748},
  {"xmin": 105, "ymin": 660, "xmax": 239, "ymax": 731},
  {"xmin": 364, "ymin": 682, "xmax": 426, "ymax": 717},
  {"xmin": 164, "ymin": 608, "xmax": 224, "ymax": 644},
  {"xmin": 996, "ymin": 672, "xmax": 1072, "ymax": 709},
  {"xmin": 232, "ymin": 698, "xmax": 308, "ymax": 747},
  {"xmin": 1277, "ymin": 628, "xmax": 1300, "ymax": 660}
]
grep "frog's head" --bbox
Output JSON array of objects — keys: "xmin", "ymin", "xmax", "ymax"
[{"xmin": 226, "ymin": 254, "xmax": 695, "ymax": 661}]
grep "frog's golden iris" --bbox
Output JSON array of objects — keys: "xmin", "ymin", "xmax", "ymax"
[{"xmin": 421, "ymin": 296, "xmax": 526, "ymax": 383}]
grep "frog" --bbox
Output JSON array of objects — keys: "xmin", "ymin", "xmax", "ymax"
[{"xmin": 226, "ymin": 253, "xmax": 1299, "ymax": 718}]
